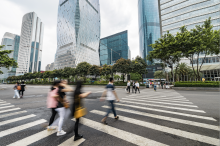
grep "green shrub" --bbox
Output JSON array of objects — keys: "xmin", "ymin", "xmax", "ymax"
[{"xmin": 175, "ymin": 81, "xmax": 219, "ymax": 87}]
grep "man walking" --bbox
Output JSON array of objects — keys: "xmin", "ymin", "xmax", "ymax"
[
  {"xmin": 135, "ymin": 81, "xmax": 140, "ymax": 94},
  {"xmin": 19, "ymin": 81, "xmax": 26, "ymax": 98},
  {"xmin": 13, "ymin": 82, "xmax": 20, "ymax": 99},
  {"xmin": 127, "ymin": 80, "xmax": 130, "ymax": 94},
  {"xmin": 132, "ymin": 81, "xmax": 135, "ymax": 93},
  {"xmin": 101, "ymin": 78, "xmax": 120, "ymax": 125}
]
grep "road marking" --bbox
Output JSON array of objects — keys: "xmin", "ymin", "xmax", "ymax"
[
  {"xmin": 0, "ymin": 111, "xmax": 27, "ymax": 119},
  {"xmin": 0, "ymin": 108, "xmax": 20, "ymax": 114},
  {"xmin": 102, "ymin": 106, "xmax": 219, "ymax": 131},
  {"xmin": 0, "ymin": 105, "xmax": 14, "ymax": 109},
  {"xmin": 122, "ymin": 98, "xmax": 197, "ymax": 107},
  {"xmin": 0, "ymin": 114, "xmax": 36, "ymax": 126},
  {"xmin": 58, "ymin": 136, "xmax": 85, "ymax": 146},
  {"xmin": 124, "ymin": 97, "xmax": 193, "ymax": 104},
  {"xmin": 122, "ymin": 100, "xmax": 205, "ymax": 113},
  {"xmin": 0, "ymin": 103, "xmax": 11, "ymax": 106},
  {"xmin": 0, "ymin": 101, "xmax": 7, "ymax": 104},
  {"xmin": 72, "ymin": 118, "xmax": 168, "ymax": 146},
  {"xmin": 0, "ymin": 119, "xmax": 46, "ymax": 138},
  {"xmin": 91, "ymin": 110, "xmax": 219, "ymax": 146},
  {"xmin": 7, "ymin": 130, "xmax": 57, "ymax": 146},
  {"xmin": 115, "ymin": 103, "xmax": 216, "ymax": 121},
  {"xmin": 126, "ymin": 96, "xmax": 189, "ymax": 101}
]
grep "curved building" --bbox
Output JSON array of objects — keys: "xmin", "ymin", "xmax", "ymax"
[
  {"xmin": 54, "ymin": 0, "xmax": 101, "ymax": 69},
  {"xmin": 138, "ymin": 0, "xmax": 161, "ymax": 64},
  {"xmin": 160, "ymin": 0, "xmax": 220, "ymax": 35},
  {"xmin": 0, "ymin": 32, "xmax": 20, "ymax": 81},
  {"xmin": 16, "ymin": 12, "xmax": 44, "ymax": 75}
]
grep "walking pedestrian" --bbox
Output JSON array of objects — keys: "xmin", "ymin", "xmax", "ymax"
[
  {"xmin": 101, "ymin": 78, "xmax": 120, "ymax": 125},
  {"xmin": 19, "ymin": 81, "xmax": 26, "ymax": 98},
  {"xmin": 154, "ymin": 82, "xmax": 157, "ymax": 91},
  {"xmin": 72, "ymin": 81, "xmax": 91, "ymax": 141},
  {"xmin": 161, "ymin": 82, "xmax": 164, "ymax": 89},
  {"xmin": 135, "ymin": 81, "xmax": 140, "ymax": 94},
  {"xmin": 13, "ymin": 82, "xmax": 20, "ymax": 99},
  {"xmin": 132, "ymin": 81, "xmax": 135, "ymax": 93},
  {"xmin": 47, "ymin": 80, "xmax": 60, "ymax": 131},
  {"xmin": 158, "ymin": 81, "xmax": 160, "ymax": 88},
  {"xmin": 126, "ymin": 80, "xmax": 130, "ymax": 94}
]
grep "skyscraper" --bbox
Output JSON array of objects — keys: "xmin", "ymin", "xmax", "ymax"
[
  {"xmin": 99, "ymin": 30, "xmax": 129, "ymax": 66},
  {"xmin": 16, "ymin": 12, "xmax": 44, "ymax": 76},
  {"xmin": 54, "ymin": 0, "xmax": 101, "ymax": 69},
  {"xmin": 138, "ymin": 0, "xmax": 161, "ymax": 64},
  {"xmin": 0, "ymin": 32, "xmax": 20, "ymax": 81}
]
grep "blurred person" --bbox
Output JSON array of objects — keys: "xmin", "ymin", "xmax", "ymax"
[
  {"xmin": 13, "ymin": 82, "xmax": 20, "ymax": 99},
  {"xmin": 19, "ymin": 81, "xmax": 26, "ymax": 98},
  {"xmin": 132, "ymin": 81, "xmax": 135, "ymax": 93},
  {"xmin": 50, "ymin": 81, "xmax": 73, "ymax": 136},
  {"xmin": 135, "ymin": 81, "xmax": 140, "ymax": 94},
  {"xmin": 100, "ymin": 78, "xmax": 120, "ymax": 125},
  {"xmin": 158, "ymin": 81, "xmax": 160, "ymax": 88},
  {"xmin": 72, "ymin": 81, "xmax": 91, "ymax": 141},
  {"xmin": 46, "ymin": 80, "xmax": 60, "ymax": 131},
  {"xmin": 161, "ymin": 82, "xmax": 164, "ymax": 89},
  {"xmin": 152, "ymin": 81, "xmax": 154, "ymax": 88},
  {"xmin": 154, "ymin": 81, "xmax": 157, "ymax": 91},
  {"xmin": 126, "ymin": 80, "xmax": 130, "ymax": 94}
]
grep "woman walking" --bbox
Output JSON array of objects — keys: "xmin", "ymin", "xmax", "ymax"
[
  {"xmin": 19, "ymin": 81, "xmax": 26, "ymax": 98},
  {"xmin": 72, "ymin": 81, "xmax": 91, "ymax": 141}
]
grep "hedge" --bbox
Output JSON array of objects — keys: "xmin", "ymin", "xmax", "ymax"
[{"xmin": 174, "ymin": 81, "xmax": 220, "ymax": 87}]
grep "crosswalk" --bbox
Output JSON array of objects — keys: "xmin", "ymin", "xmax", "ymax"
[{"xmin": 0, "ymin": 89, "xmax": 219, "ymax": 146}]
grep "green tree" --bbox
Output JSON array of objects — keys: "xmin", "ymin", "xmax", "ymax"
[
  {"xmin": 154, "ymin": 71, "xmax": 166, "ymax": 82},
  {"xmin": 76, "ymin": 62, "xmax": 92, "ymax": 81},
  {"xmin": 130, "ymin": 73, "xmax": 142, "ymax": 81},
  {"xmin": 113, "ymin": 74, "xmax": 120, "ymax": 81},
  {"xmin": 43, "ymin": 71, "xmax": 52, "ymax": 82},
  {"xmin": 113, "ymin": 58, "xmax": 131, "ymax": 82},
  {"xmin": 0, "ymin": 45, "xmax": 18, "ymax": 74},
  {"xmin": 100, "ymin": 64, "xmax": 111, "ymax": 78},
  {"xmin": 89, "ymin": 65, "xmax": 101, "ymax": 79},
  {"xmin": 131, "ymin": 56, "xmax": 148, "ymax": 82}
]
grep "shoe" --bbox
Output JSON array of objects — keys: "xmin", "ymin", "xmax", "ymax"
[
  {"xmin": 57, "ymin": 130, "xmax": 66, "ymax": 136},
  {"xmin": 101, "ymin": 120, "xmax": 108, "ymax": 125},
  {"xmin": 47, "ymin": 126, "xmax": 56, "ymax": 131},
  {"xmin": 74, "ymin": 134, "xmax": 83, "ymax": 141},
  {"xmin": 13, "ymin": 96, "xmax": 15, "ymax": 99},
  {"xmin": 115, "ymin": 116, "xmax": 119, "ymax": 120}
]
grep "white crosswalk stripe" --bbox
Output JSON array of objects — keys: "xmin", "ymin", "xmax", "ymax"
[
  {"xmin": 0, "ymin": 108, "xmax": 21, "ymax": 114},
  {"xmin": 126, "ymin": 96, "xmax": 189, "ymax": 101},
  {"xmin": 0, "ymin": 103, "xmax": 11, "ymax": 106},
  {"xmin": 58, "ymin": 136, "xmax": 86, "ymax": 146},
  {"xmin": 72, "ymin": 118, "xmax": 168, "ymax": 146},
  {"xmin": 90, "ymin": 110, "xmax": 219, "ymax": 146},
  {"xmin": 0, "ymin": 105, "xmax": 14, "ymax": 109},
  {"xmin": 121, "ymin": 100, "xmax": 205, "ymax": 113},
  {"xmin": 0, "ymin": 111, "xmax": 27, "ymax": 119},
  {"xmin": 0, "ymin": 114, "xmax": 36, "ymax": 126},
  {"xmin": 122, "ymin": 98, "xmax": 197, "ymax": 107}
]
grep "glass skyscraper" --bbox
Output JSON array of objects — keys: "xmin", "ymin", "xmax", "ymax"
[
  {"xmin": 54, "ymin": 0, "xmax": 101, "ymax": 69},
  {"xmin": 160, "ymin": 0, "xmax": 220, "ymax": 35},
  {"xmin": 99, "ymin": 30, "xmax": 129, "ymax": 66},
  {"xmin": 0, "ymin": 32, "xmax": 20, "ymax": 81},
  {"xmin": 16, "ymin": 12, "xmax": 44, "ymax": 76},
  {"xmin": 138, "ymin": 0, "xmax": 161, "ymax": 64}
]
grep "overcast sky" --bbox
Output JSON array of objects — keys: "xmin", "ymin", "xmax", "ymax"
[{"xmin": 0, "ymin": 0, "xmax": 139, "ymax": 70}]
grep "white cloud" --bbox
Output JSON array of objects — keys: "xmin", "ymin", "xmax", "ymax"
[{"xmin": 0, "ymin": 0, "xmax": 139, "ymax": 71}]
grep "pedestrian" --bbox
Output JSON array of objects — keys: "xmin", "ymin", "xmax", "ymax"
[
  {"xmin": 19, "ymin": 81, "xmax": 26, "ymax": 98},
  {"xmin": 158, "ymin": 81, "xmax": 160, "ymax": 88},
  {"xmin": 126, "ymin": 80, "xmax": 130, "ymax": 94},
  {"xmin": 152, "ymin": 81, "xmax": 154, "ymax": 88},
  {"xmin": 47, "ymin": 80, "xmax": 60, "ymax": 131},
  {"xmin": 101, "ymin": 77, "xmax": 120, "ymax": 125},
  {"xmin": 13, "ymin": 82, "xmax": 20, "ymax": 99},
  {"xmin": 50, "ymin": 80, "xmax": 73, "ymax": 136},
  {"xmin": 135, "ymin": 81, "xmax": 140, "ymax": 94},
  {"xmin": 132, "ymin": 81, "xmax": 135, "ymax": 93},
  {"xmin": 161, "ymin": 82, "xmax": 164, "ymax": 89},
  {"xmin": 72, "ymin": 81, "xmax": 91, "ymax": 141},
  {"xmin": 154, "ymin": 81, "xmax": 157, "ymax": 91}
]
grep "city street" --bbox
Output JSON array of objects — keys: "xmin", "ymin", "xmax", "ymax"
[{"xmin": 0, "ymin": 84, "xmax": 219, "ymax": 146}]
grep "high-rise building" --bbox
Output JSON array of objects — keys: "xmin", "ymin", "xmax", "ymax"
[
  {"xmin": 0, "ymin": 32, "xmax": 20, "ymax": 81},
  {"xmin": 54, "ymin": 0, "xmax": 101, "ymax": 69},
  {"xmin": 138, "ymin": 0, "xmax": 161, "ymax": 64},
  {"xmin": 99, "ymin": 30, "xmax": 129, "ymax": 66},
  {"xmin": 45, "ymin": 62, "xmax": 54, "ymax": 71},
  {"xmin": 16, "ymin": 12, "xmax": 44, "ymax": 76}
]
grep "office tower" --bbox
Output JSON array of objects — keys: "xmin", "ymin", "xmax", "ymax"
[
  {"xmin": 138, "ymin": 0, "xmax": 161, "ymax": 64},
  {"xmin": 54, "ymin": 0, "xmax": 101, "ymax": 69},
  {"xmin": 0, "ymin": 32, "xmax": 20, "ymax": 81},
  {"xmin": 16, "ymin": 12, "xmax": 44, "ymax": 76},
  {"xmin": 99, "ymin": 30, "xmax": 129, "ymax": 66}
]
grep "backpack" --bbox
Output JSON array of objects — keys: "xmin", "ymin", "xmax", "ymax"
[{"xmin": 17, "ymin": 85, "xmax": 21, "ymax": 90}]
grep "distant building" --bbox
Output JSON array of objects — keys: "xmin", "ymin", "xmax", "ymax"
[
  {"xmin": 45, "ymin": 64, "xmax": 51, "ymax": 71},
  {"xmin": 16, "ymin": 12, "xmax": 44, "ymax": 76},
  {"xmin": 99, "ymin": 30, "xmax": 129, "ymax": 66},
  {"xmin": 54, "ymin": 0, "xmax": 101, "ymax": 69},
  {"xmin": 45, "ymin": 62, "xmax": 54, "ymax": 71},
  {"xmin": 0, "ymin": 32, "xmax": 20, "ymax": 82}
]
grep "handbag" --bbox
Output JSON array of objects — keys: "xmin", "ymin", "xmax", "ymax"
[
  {"xmin": 74, "ymin": 107, "xmax": 87, "ymax": 119},
  {"xmin": 62, "ymin": 101, "xmax": 69, "ymax": 109}
]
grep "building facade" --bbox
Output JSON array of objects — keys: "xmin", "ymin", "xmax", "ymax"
[
  {"xmin": 54, "ymin": 0, "xmax": 101, "ymax": 69},
  {"xmin": 45, "ymin": 62, "xmax": 54, "ymax": 71},
  {"xmin": 138, "ymin": 0, "xmax": 161, "ymax": 64},
  {"xmin": 0, "ymin": 32, "xmax": 20, "ymax": 81},
  {"xmin": 16, "ymin": 12, "xmax": 44, "ymax": 76},
  {"xmin": 99, "ymin": 30, "xmax": 129, "ymax": 66}
]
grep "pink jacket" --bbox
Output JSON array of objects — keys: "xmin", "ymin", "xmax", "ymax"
[{"xmin": 47, "ymin": 88, "xmax": 58, "ymax": 108}]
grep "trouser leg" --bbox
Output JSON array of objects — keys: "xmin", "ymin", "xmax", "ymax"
[
  {"xmin": 56, "ymin": 107, "xmax": 66, "ymax": 132},
  {"xmin": 110, "ymin": 101, "xmax": 117, "ymax": 117},
  {"xmin": 49, "ymin": 108, "xmax": 57, "ymax": 126},
  {"xmin": 74, "ymin": 118, "xmax": 80, "ymax": 136},
  {"xmin": 128, "ymin": 86, "xmax": 130, "ymax": 93}
]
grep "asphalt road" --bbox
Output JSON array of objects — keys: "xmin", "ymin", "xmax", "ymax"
[{"xmin": 0, "ymin": 84, "xmax": 219, "ymax": 146}]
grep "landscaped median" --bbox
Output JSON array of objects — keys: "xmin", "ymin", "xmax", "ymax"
[{"xmin": 173, "ymin": 81, "xmax": 220, "ymax": 91}]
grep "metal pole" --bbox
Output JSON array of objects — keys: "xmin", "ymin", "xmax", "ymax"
[{"xmin": 111, "ymin": 49, "xmax": 112, "ymax": 65}]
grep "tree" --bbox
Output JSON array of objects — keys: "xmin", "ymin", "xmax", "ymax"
[
  {"xmin": 130, "ymin": 73, "xmax": 142, "ymax": 81},
  {"xmin": 89, "ymin": 65, "xmax": 101, "ymax": 79},
  {"xmin": 113, "ymin": 74, "xmax": 120, "ymax": 81},
  {"xmin": 76, "ymin": 62, "xmax": 92, "ymax": 81},
  {"xmin": 154, "ymin": 71, "xmax": 165, "ymax": 82},
  {"xmin": 131, "ymin": 56, "xmax": 148, "ymax": 82},
  {"xmin": 113, "ymin": 58, "xmax": 131, "ymax": 82},
  {"xmin": 100, "ymin": 64, "xmax": 111, "ymax": 78},
  {"xmin": 43, "ymin": 71, "xmax": 52, "ymax": 82}
]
